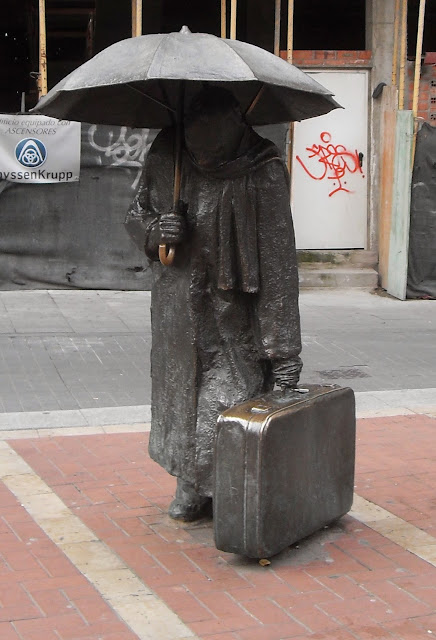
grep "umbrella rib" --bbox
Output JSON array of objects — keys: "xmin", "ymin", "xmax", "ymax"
[
  {"xmin": 126, "ymin": 83, "xmax": 175, "ymax": 114},
  {"xmin": 245, "ymin": 84, "xmax": 265, "ymax": 117}
]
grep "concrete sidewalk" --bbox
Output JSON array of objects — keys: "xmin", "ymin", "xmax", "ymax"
[{"xmin": 0, "ymin": 289, "xmax": 435, "ymax": 429}]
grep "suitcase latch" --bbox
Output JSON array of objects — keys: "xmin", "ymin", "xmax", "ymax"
[{"xmin": 251, "ymin": 403, "xmax": 272, "ymax": 413}]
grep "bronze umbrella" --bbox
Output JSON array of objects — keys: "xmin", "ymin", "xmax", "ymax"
[{"xmin": 33, "ymin": 26, "xmax": 341, "ymax": 263}]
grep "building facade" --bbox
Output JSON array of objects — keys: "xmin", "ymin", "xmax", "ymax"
[{"xmin": 0, "ymin": 0, "xmax": 435, "ymax": 289}]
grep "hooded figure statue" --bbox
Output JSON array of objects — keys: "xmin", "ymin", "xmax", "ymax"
[{"xmin": 125, "ymin": 87, "xmax": 302, "ymax": 521}]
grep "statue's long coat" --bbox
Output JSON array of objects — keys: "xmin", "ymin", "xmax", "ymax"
[{"xmin": 128, "ymin": 127, "xmax": 301, "ymax": 496}]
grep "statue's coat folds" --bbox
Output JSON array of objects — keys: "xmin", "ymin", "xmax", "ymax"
[{"xmin": 128, "ymin": 126, "xmax": 301, "ymax": 496}]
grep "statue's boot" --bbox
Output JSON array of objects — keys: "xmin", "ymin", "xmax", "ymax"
[{"xmin": 168, "ymin": 478, "xmax": 212, "ymax": 522}]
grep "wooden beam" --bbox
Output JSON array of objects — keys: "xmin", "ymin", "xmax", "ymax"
[
  {"xmin": 132, "ymin": 0, "xmax": 142, "ymax": 37},
  {"xmin": 221, "ymin": 0, "xmax": 226, "ymax": 38},
  {"xmin": 287, "ymin": 0, "xmax": 294, "ymax": 63},
  {"xmin": 398, "ymin": 0, "xmax": 408, "ymax": 110},
  {"xmin": 230, "ymin": 0, "xmax": 237, "ymax": 39},
  {"xmin": 39, "ymin": 0, "xmax": 47, "ymax": 98},
  {"xmin": 132, "ymin": 0, "xmax": 136, "ymax": 37},
  {"xmin": 391, "ymin": 0, "xmax": 401, "ymax": 85},
  {"xmin": 412, "ymin": 0, "xmax": 426, "ymax": 119},
  {"xmin": 411, "ymin": 0, "xmax": 426, "ymax": 166},
  {"xmin": 137, "ymin": 0, "xmax": 142, "ymax": 36},
  {"xmin": 274, "ymin": 0, "xmax": 281, "ymax": 57}
]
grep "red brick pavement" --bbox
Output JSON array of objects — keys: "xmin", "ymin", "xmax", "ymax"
[
  {"xmin": 0, "ymin": 479, "xmax": 141, "ymax": 640},
  {"xmin": 354, "ymin": 414, "xmax": 436, "ymax": 536},
  {"xmin": 2, "ymin": 412, "xmax": 436, "ymax": 640}
]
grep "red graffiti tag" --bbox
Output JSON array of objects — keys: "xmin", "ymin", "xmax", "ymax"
[{"xmin": 296, "ymin": 131, "xmax": 364, "ymax": 197}]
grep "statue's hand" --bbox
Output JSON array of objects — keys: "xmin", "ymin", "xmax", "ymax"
[
  {"xmin": 159, "ymin": 212, "xmax": 186, "ymax": 245},
  {"xmin": 272, "ymin": 356, "xmax": 303, "ymax": 390}
]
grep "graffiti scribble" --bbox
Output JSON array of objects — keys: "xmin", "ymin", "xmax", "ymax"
[
  {"xmin": 88, "ymin": 125, "xmax": 153, "ymax": 189},
  {"xmin": 296, "ymin": 131, "xmax": 364, "ymax": 197}
]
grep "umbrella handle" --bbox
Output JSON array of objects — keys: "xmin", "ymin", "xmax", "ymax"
[
  {"xmin": 159, "ymin": 243, "xmax": 176, "ymax": 265},
  {"xmin": 159, "ymin": 83, "xmax": 184, "ymax": 268}
]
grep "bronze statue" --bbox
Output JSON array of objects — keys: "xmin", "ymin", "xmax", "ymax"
[{"xmin": 126, "ymin": 87, "xmax": 302, "ymax": 521}]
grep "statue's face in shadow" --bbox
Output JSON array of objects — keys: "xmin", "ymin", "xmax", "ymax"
[{"xmin": 184, "ymin": 91, "xmax": 245, "ymax": 167}]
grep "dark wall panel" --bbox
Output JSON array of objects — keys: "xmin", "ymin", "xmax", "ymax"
[
  {"xmin": 407, "ymin": 123, "xmax": 436, "ymax": 300},
  {"xmin": 0, "ymin": 124, "xmax": 153, "ymax": 290}
]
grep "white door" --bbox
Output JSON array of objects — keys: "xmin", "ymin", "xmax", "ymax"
[{"xmin": 291, "ymin": 71, "xmax": 368, "ymax": 249}]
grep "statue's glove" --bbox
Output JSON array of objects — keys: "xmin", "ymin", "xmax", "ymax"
[
  {"xmin": 159, "ymin": 204, "xmax": 187, "ymax": 245},
  {"xmin": 272, "ymin": 356, "xmax": 303, "ymax": 390}
]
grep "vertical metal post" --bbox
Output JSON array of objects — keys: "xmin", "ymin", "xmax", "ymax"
[
  {"xmin": 274, "ymin": 0, "xmax": 281, "ymax": 56},
  {"xmin": 230, "ymin": 0, "xmax": 237, "ymax": 39},
  {"xmin": 221, "ymin": 0, "xmax": 227, "ymax": 38},
  {"xmin": 39, "ymin": 0, "xmax": 47, "ymax": 97},
  {"xmin": 132, "ymin": 0, "xmax": 142, "ymax": 37},
  {"xmin": 398, "ymin": 0, "xmax": 408, "ymax": 110}
]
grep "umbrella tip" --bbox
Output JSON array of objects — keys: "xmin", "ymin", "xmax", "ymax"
[{"xmin": 180, "ymin": 25, "xmax": 191, "ymax": 34}]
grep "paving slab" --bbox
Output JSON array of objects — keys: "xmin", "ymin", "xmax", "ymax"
[
  {"xmin": 0, "ymin": 289, "xmax": 435, "ymax": 415},
  {"xmin": 0, "ymin": 405, "xmax": 151, "ymax": 431}
]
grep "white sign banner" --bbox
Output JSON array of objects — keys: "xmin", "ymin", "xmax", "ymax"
[{"xmin": 0, "ymin": 114, "xmax": 81, "ymax": 183}]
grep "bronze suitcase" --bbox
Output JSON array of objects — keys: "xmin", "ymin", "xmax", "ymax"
[{"xmin": 213, "ymin": 385, "xmax": 355, "ymax": 558}]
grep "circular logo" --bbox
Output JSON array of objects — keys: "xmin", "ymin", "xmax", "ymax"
[{"xmin": 15, "ymin": 138, "xmax": 47, "ymax": 168}]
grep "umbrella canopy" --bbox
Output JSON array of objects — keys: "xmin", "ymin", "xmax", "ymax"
[{"xmin": 32, "ymin": 26, "xmax": 340, "ymax": 127}]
